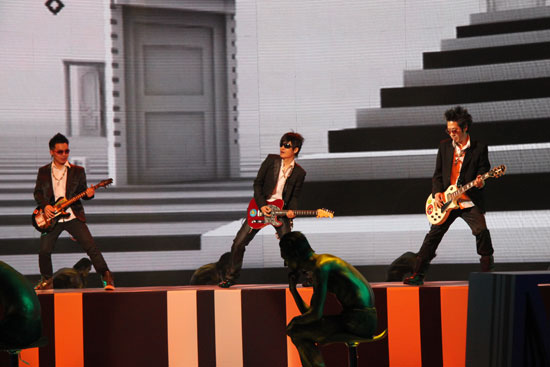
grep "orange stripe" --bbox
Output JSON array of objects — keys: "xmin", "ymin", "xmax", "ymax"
[
  {"xmin": 440, "ymin": 286, "xmax": 468, "ymax": 367},
  {"xmin": 54, "ymin": 292, "xmax": 83, "ymax": 367},
  {"xmin": 214, "ymin": 289, "xmax": 243, "ymax": 366},
  {"xmin": 285, "ymin": 288, "xmax": 313, "ymax": 367},
  {"xmin": 387, "ymin": 287, "xmax": 422, "ymax": 367},
  {"xmin": 167, "ymin": 290, "xmax": 198, "ymax": 367},
  {"xmin": 19, "ymin": 348, "xmax": 39, "ymax": 367}
]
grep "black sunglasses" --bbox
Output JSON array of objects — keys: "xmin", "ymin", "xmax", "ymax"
[
  {"xmin": 55, "ymin": 149, "xmax": 70, "ymax": 155},
  {"xmin": 280, "ymin": 143, "xmax": 293, "ymax": 149}
]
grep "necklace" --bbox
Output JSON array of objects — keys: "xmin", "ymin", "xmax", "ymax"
[{"xmin": 52, "ymin": 165, "xmax": 67, "ymax": 185}]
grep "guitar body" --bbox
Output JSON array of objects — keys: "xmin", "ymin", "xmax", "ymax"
[
  {"xmin": 425, "ymin": 186, "xmax": 460, "ymax": 226},
  {"xmin": 247, "ymin": 199, "xmax": 285, "ymax": 229},
  {"xmin": 31, "ymin": 197, "xmax": 71, "ymax": 233},
  {"xmin": 246, "ymin": 198, "xmax": 334, "ymax": 229}
]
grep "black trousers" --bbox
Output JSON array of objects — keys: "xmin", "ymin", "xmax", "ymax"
[
  {"xmin": 226, "ymin": 217, "xmax": 291, "ymax": 281},
  {"xmin": 417, "ymin": 206, "xmax": 494, "ymax": 263},
  {"xmin": 39, "ymin": 219, "xmax": 109, "ymax": 278}
]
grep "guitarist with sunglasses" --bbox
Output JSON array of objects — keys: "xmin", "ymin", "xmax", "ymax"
[
  {"xmin": 404, "ymin": 107, "xmax": 495, "ymax": 286},
  {"xmin": 219, "ymin": 132, "xmax": 306, "ymax": 288},
  {"xmin": 33, "ymin": 133, "xmax": 114, "ymax": 291}
]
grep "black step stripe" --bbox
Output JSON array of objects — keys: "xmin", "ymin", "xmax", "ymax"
[
  {"xmin": 457, "ymin": 16, "xmax": 550, "ymax": 38},
  {"xmin": 329, "ymin": 118, "xmax": 550, "ymax": 152},
  {"xmin": 423, "ymin": 42, "xmax": 550, "ymax": 69},
  {"xmin": 381, "ymin": 77, "xmax": 550, "ymax": 107},
  {"xmin": 0, "ymin": 235, "xmax": 200, "ymax": 255}
]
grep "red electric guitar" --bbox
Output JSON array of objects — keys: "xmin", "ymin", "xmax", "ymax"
[
  {"xmin": 246, "ymin": 198, "xmax": 333, "ymax": 229},
  {"xmin": 31, "ymin": 178, "xmax": 113, "ymax": 233}
]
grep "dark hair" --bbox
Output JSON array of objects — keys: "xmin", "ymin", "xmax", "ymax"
[
  {"xmin": 444, "ymin": 106, "xmax": 472, "ymax": 132},
  {"xmin": 49, "ymin": 133, "xmax": 69, "ymax": 150},
  {"xmin": 279, "ymin": 231, "xmax": 314, "ymax": 261},
  {"xmin": 280, "ymin": 132, "xmax": 304, "ymax": 157}
]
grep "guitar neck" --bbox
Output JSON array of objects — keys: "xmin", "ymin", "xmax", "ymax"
[
  {"xmin": 273, "ymin": 210, "xmax": 317, "ymax": 216},
  {"xmin": 57, "ymin": 183, "xmax": 100, "ymax": 210},
  {"xmin": 450, "ymin": 171, "xmax": 491, "ymax": 200}
]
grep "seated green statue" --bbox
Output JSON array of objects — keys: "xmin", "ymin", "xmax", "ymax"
[{"xmin": 280, "ymin": 232, "xmax": 377, "ymax": 367}]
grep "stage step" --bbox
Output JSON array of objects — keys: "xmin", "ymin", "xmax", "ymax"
[
  {"xmin": 299, "ymin": 143, "xmax": 550, "ymax": 181},
  {"xmin": 470, "ymin": 6, "xmax": 550, "ymax": 25},
  {"xmin": 404, "ymin": 60, "xmax": 550, "ymax": 87},
  {"xmin": 423, "ymin": 41, "xmax": 550, "ymax": 69},
  {"xmin": 381, "ymin": 77, "xmax": 550, "ymax": 108},
  {"xmin": 443, "ymin": 29, "xmax": 550, "ymax": 51},
  {"xmin": 200, "ymin": 210, "xmax": 550, "ymax": 270},
  {"xmin": 328, "ymin": 118, "xmax": 550, "ymax": 153},
  {"xmin": 458, "ymin": 15, "xmax": 550, "ymax": 38},
  {"xmin": 356, "ymin": 98, "xmax": 550, "ymax": 127}
]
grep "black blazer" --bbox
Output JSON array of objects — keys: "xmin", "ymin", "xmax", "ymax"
[
  {"xmin": 432, "ymin": 137, "xmax": 490, "ymax": 212},
  {"xmin": 253, "ymin": 154, "xmax": 307, "ymax": 210},
  {"xmin": 33, "ymin": 163, "xmax": 92, "ymax": 222}
]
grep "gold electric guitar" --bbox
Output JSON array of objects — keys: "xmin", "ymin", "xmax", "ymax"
[{"xmin": 31, "ymin": 178, "xmax": 113, "ymax": 233}]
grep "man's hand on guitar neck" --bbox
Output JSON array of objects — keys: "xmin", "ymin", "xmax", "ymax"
[
  {"xmin": 260, "ymin": 205, "xmax": 295, "ymax": 218},
  {"xmin": 474, "ymin": 175, "xmax": 485, "ymax": 188},
  {"xmin": 85, "ymin": 187, "xmax": 95, "ymax": 198}
]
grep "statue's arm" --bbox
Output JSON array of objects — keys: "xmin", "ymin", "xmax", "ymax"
[
  {"xmin": 289, "ymin": 271, "xmax": 309, "ymax": 314},
  {"xmin": 291, "ymin": 264, "xmax": 329, "ymax": 325}
]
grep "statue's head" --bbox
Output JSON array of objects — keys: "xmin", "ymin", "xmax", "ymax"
[{"xmin": 279, "ymin": 231, "xmax": 314, "ymax": 270}]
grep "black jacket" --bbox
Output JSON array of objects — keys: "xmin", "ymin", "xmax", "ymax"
[
  {"xmin": 33, "ymin": 163, "xmax": 92, "ymax": 222},
  {"xmin": 432, "ymin": 137, "xmax": 490, "ymax": 212},
  {"xmin": 253, "ymin": 154, "xmax": 306, "ymax": 210}
]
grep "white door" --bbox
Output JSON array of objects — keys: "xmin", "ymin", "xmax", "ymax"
[{"xmin": 125, "ymin": 9, "xmax": 227, "ymax": 183}]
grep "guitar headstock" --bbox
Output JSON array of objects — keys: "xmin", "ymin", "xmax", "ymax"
[
  {"xmin": 316, "ymin": 209, "xmax": 334, "ymax": 218},
  {"xmin": 488, "ymin": 165, "xmax": 506, "ymax": 178},
  {"xmin": 96, "ymin": 178, "xmax": 114, "ymax": 189}
]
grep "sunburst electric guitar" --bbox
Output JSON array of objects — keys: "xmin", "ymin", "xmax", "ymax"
[
  {"xmin": 32, "ymin": 178, "xmax": 113, "ymax": 233},
  {"xmin": 247, "ymin": 198, "xmax": 333, "ymax": 229},
  {"xmin": 425, "ymin": 165, "xmax": 506, "ymax": 225}
]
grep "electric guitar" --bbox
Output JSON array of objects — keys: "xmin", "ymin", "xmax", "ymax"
[
  {"xmin": 425, "ymin": 165, "xmax": 506, "ymax": 225},
  {"xmin": 246, "ymin": 198, "xmax": 333, "ymax": 229},
  {"xmin": 31, "ymin": 178, "xmax": 113, "ymax": 233}
]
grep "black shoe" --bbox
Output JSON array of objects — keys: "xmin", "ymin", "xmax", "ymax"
[
  {"xmin": 102, "ymin": 271, "xmax": 115, "ymax": 290},
  {"xmin": 403, "ymin": 273, "xmax": 424, "ymax": 286},
  {"xmin": 218, "ymin": 279, "xmax": 235, "ymax": 288},
  {"xmin": 35, "ymin": 277, "xmax": 53, "ymax": 290}
]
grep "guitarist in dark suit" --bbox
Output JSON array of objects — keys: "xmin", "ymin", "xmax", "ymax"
[
  {"xmin": 33, "ymin": 133, "xmax": 114, "ymax": 290},
  {"xmin": 404, "ymin": 106, "xmax": 494, "ymax": 285},
  {"xmin": 219, "ymin": 132, "xmax": 306, "ymax": 288}
]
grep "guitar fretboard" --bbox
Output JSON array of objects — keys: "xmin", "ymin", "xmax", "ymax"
[
  {"xmin": 273, "ymin": 210, "xmax": 317, "ymax": 216},
  {"xmin": 447, "ymin": 171, "xmax": 491, "ymax": 201},
  {"xmin": 56, "ymin": 182, "xmax": 109, "ymax": 210}
]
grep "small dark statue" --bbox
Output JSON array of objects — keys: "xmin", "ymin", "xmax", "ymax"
[
  {"xmin": 281, "ymin": 232, "xmax": 378, "ymax": 367},
  {"xmin": 52, "ymin": 258, "xmax": 92, "ymax": 289},
  {"xmin": 190, "ymin": 252, "xmax": 231, "ymax": 285},
  {"xmin": 386, "ymin": 251, "xmax": 417, "ymax": 282}
]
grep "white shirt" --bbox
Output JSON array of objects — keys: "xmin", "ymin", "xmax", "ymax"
[
  {"xmin": 451, "ymin": 136, "xmax": 474, "ymax": 209},
  {"xmin": 51, "ymin": 161, "xmax": 76, "ymax": 222},
  {"xmin": 267, "ymin": 159, "xmax": 295, "ymax": 202}
]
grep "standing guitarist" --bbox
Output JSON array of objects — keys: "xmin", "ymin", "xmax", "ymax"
[
  {"xmin": 33, "ymin": 133, "xmax": 114, "ymax": 290},
  {"xmin": 404, "ymin": 106, "xmax": 494, "ymax": 286},
  {"xmin": 219, "ymin": 132, "xmax": 306, "ymax": 288}
]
